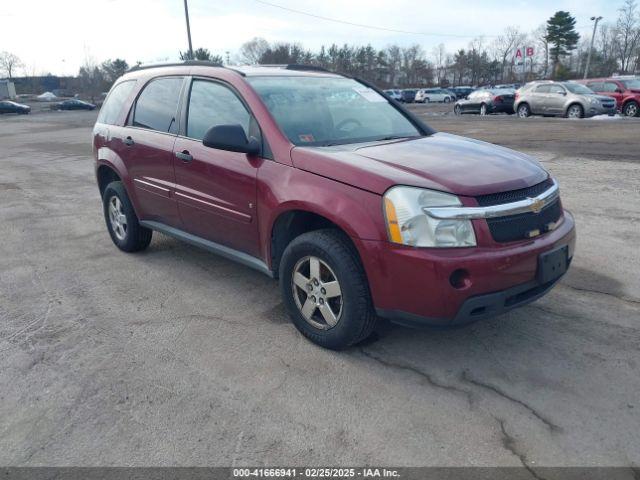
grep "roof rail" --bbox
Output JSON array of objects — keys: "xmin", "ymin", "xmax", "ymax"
[
  {"xmin": 128, "ymin": 60, "xmax": 225, "ymax": 73},
  {"xmin": 251, "ymin": 64, "xmax": 333, "ymax": 73}
]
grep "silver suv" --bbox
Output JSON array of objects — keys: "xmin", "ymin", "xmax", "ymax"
[{"xmin": 514, "ymin": 81, "xmax": 617, "ymax": 118}]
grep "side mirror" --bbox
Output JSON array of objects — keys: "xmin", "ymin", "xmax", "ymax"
[
  {"xmin": 202, "ymin": 124, "xmax": 260, "ymax": 156},
  {"xmin": 616, "ymin": 88, "xmax": 624, "ymax": 93}
]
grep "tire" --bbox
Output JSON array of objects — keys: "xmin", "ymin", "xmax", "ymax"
[
  {"xmin": 517, "ymin": 103, "xmax": 531, "ymax": 118},
  {"xmin": 444, "ymin": 96, "xmax": 451, "ymax": 103},
  {"xmin": 623, "ymin": 101, "xmax": 639, "ymax": 117},
  {"xmin": 454, "ymin": 104, "xmax": 462, "ymax": 115},
  {"xmin": 103, "ymin": 181, "xmax": 152, "ymax": 252},
  {"xmin": 480, "ymin": 103, "xmax": 488, "ymax": 116},
  {"xmin": 566, "ymin": 104, "xmax": 584, "ymax": 119},
  {"xmin": 279, "ymin": 229, "xmax": 377, "ymax": 350}
]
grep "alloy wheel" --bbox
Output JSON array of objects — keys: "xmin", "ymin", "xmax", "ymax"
[
  {"xmin": 625, "ymin": 103, "xmax": 638, "ymax": 117},
  {"xmin": 567, "ymin": 105, "xmax": 583, "ymax": 118},
  {"xmin": 291, "ymin": 256, "xmax": 343, "ymax": 330},
  {"xmin": 518, "ymin": 105, "xmax": 530, "ymax": 118},
  {"xmin": 480, "ymin": 104, "xmax": 487, "ymax": 116},
  {"xmin": 108, "ymin": 195, "xmax": 128, "ymax": 241}
]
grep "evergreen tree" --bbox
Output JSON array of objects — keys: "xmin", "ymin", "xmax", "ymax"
[{"xmin": 545, "ymin": 11, "xmax": 580, "ymax": 77}]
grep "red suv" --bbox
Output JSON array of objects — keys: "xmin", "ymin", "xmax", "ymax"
[
  {"xmin": 93, "ymin": 62, "xmax": 576, "ymax": 349},
  {"xmin": 577, "ymin": 77, "xmax": 640, "ymax": 116}
]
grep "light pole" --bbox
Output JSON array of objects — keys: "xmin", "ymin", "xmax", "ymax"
[
  {"xmin": 183, "ymin": 0, "xmax": 194, "ymax": 60},
  {"xmin": 584, "ymin": 15, "xmax": 602, "ymax": 79}
]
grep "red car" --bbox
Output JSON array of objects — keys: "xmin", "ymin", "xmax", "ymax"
[
  {"xmin": 93, "ymin": 62, "xmax": 576, "ymax": 350},
  {"xmin": 577, "ymin": 77, "xmax": 640, "ymax": 116}
]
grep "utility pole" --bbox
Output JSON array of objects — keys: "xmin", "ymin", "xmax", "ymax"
[
  {"xmin": 183, "ymin": 0, "xmax": 194, "ymax": 60},
  {"xmin": 584, "ymin": 16, "xmax": 602, "ymax": 79}
]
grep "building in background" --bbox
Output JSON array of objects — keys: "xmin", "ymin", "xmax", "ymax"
[{"xmin": 0, "ymin": 80, "xmax": 17, "ymax": 100}]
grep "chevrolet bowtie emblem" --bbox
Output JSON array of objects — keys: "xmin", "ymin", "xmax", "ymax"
[{"xmin": 530, "ymin": 198, "xmax": 544, "ymax": 214}]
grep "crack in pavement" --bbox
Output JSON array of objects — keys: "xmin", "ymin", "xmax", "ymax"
[
  {"xmin": 497, "ymin": 417, "xmax": 546, "ymax": 480},
  {"xmin": 561, "ymin": 284, "xmax": 640, "ymax": 306},
  {"xmin": 462, "ymin": 371, "xmax": 562, "ymax": 433},
  {"xmin": 358, "ymin": 348, "xmax": 473, "ymax": 405}
]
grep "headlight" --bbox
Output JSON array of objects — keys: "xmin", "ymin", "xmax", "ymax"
[
  {"xmin": 383, "ymin": 186, "xmax": 476, "ymax": 247},
  {"xmin": 589, "ymin": 97, "xmax": 600, "ymax": 104}
]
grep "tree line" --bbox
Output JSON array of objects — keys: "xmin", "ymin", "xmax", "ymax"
[{"xmin": 1, "ymin": 1, "xmax": 638, "ymax": 94}]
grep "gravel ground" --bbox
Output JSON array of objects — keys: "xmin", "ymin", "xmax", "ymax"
[{"xmin": 0, "ymin": 109, "xmax": 638, "ymax": 470}]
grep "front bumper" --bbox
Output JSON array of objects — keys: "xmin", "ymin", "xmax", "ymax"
[
  {"xmin": 586, "ymin": 103, "xmax": 617, "ymax": 117},
  {"xmin": 359, "ymin": 210, "xmax": 576, "ymax": 327}
]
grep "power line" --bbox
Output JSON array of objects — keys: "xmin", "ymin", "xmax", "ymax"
[
  {"xmin": 254, "ymin": 0, "xmax": 598, "ymax": 41},
  {"xmin": 253, "ymin": 0, "xmax": 501, "ymax": 38}
]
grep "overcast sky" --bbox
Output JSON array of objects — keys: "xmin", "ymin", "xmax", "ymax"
[{"xmin": 0, "ymin": 0, "xmax": 624, "ymax": 76}]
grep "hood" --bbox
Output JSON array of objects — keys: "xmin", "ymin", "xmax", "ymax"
[
  {"xmin": 291, "ymin": 132, "xmax": 548, "ymax": 196},
  {"xmin": 595, "ymin": 95, "xmax": 615, "ymax": 102}
]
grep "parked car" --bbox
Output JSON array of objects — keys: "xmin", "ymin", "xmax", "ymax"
[
  {"xmin": 400, "ymin": 89, "xmax": 417, "ymax": 103},
  {"xmin": 451, "ymin": 86, "xmax": 475, "ymax": 99},
  {"xmin": 383, "ymin": 89, "xmax": 403, "ymax": 101},
  {"xmin": 415, "ymin": 88, "xmax": 455, "ymax": 103},
  {"xmin": 93, "ymin": 62, "xmax": 575, "ymax": 350},
  {"xmin": 576, "ymin": 77, "xmax": 640, "ymax": 117},
  {"xmin": 514, "ymin": 81, "xmax": 616, "ymax": 118},
  {"xmin": 53, "ymin": 99, "xmax": 97, "ymax": 111},
  {"xmin": 454, "ymin": 88, "xmax": 515, "ymax": 115},
  {"xmin": 0, "ymin": 100, "xmax": 31, "ymax": 114}
]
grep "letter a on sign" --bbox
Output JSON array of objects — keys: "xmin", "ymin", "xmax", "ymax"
[{"xmin": 515, "ymin": 48, "xmax": 523, "ymax": 59}]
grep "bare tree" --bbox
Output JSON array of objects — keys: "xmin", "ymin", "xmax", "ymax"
[
  {"xmin": 239, "ymin": 37, "xmax": 270, "ymax": 64},
  {"xmin": 614, "ymin": 0, "xmax": 640, "ymax": 72},
  {"xmin": 0, "ymin": 51, "xmax": 24, "ymax": 79},
  {"xmin": 492, "ymin": 27, "xmax": 524, "ymax": 81},
  {"xmin": 432, "ymin": 43, "xmax": 446, "ymax": 85}
]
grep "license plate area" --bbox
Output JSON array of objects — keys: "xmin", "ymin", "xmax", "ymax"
[{"xmin": 538, "ymin": 245, "xmax": 568, "ymax": 284}]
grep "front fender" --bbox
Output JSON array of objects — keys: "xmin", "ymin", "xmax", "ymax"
[{"xmin": 256, "ymin": 161, "xmax": 386, "ymax": 267}]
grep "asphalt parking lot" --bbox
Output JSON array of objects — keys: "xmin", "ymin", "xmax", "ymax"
[{"xmin": 1, "ymin": 107, "xmax": 639, "ymax": 470}]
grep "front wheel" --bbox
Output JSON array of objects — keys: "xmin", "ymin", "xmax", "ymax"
[
  {"xmin": 279, "ymin": 229, "xmax": 377, "ymax": 350},
  {"xmin": 444, "ymin": 97, "xmax": 451, "ymax": 103},
  {"xmin": 479, "ymin": 103, "xmax": 488, "ymax": 116},
  {"xmin": 454, "ymin": 105, "xmax": 462, "ymax": 115},
  {"xmin": 623, "ymin": 101, "xmax": 639, "ymax": 117},
  {"xmin": 566, "ymin": 104, "xmax": 584, "ymax": 119}
]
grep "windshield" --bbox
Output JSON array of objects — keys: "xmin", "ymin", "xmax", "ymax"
[
  {"xmin": 621, "ymin": 79, "xmax": 640, "ymax": 89},
  {"xmin": 248, "ymin": 76, "xmax": 421, "ymax": 146},
  {"xmin": 564, "ymin": 83, "xmax": 594, "ymax": 95}
]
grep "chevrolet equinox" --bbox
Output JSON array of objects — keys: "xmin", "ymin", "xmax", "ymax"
[{"xmin": 93, "ymin": 62, "xmax": 576, "ymax": 350}]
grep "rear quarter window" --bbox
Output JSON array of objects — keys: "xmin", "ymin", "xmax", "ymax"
[{"xmin": 97, "ymin": 80, "xmax": 135, "ymax": 125}]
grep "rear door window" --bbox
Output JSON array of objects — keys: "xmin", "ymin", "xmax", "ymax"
[
  {"xmin": 535, "ymin": 85, "xmax": 550, "ymax": 93},
  {"xmin": 98, "ymin": 80, "xmax": 136, "ymax": 125},
  {"xmin": 132, "ymin": 77, "xmax": 183, "ymax": 133}
]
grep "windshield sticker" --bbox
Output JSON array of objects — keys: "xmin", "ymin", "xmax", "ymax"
[
  {"xmin": 353, "ymin": 87, "xmax": 386, "ymax": 102},
  {"xmin": 298, "ymin": 134, "xmax": 315, "ymax": 142}
]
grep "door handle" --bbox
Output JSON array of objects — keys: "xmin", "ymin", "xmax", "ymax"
[
  {"xmin": 175, "ymin": 150, "xmax": 193, "ymax": 162},
  {"xmin": 123, "ymin": 136, "xmax": 134, "ymax": 146}
]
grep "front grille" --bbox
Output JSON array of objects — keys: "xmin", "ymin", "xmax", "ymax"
[
  {"xmin": 486, "ymin": 198, "xmax": 562, "ymax": 242},
  {"xmin": 476, "ymin": 178, "xmax": 553, "ymax": 207}
]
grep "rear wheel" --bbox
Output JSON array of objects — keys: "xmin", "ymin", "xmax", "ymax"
[
  {"xmin": 280, "ymin": 229, "xmax": 377, "ymax": 350},
  {"xmin": 454, "ymin": 104, "xmax": 462, "ymax": 115},
  {"xmin": 479, "ymin": 103, "xmax": 488, "ymax": 116},
  {"xmin": 103, "ymin": 181, "xmax": 152, "ymax": 252},
  {"xmin": 517, "ymin": 103, "xmax": 531, "ymax": 118},
  {"xmin": 566, "ymin": 104, "xmax": 584, "ymax": 119},
  {"xmin": 444, "ymin": 96, "xmax": 451, "ymax": 103},
  {"xmin": 623, "ymin": 101, "xmax": 639, "ymax": 117}
]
